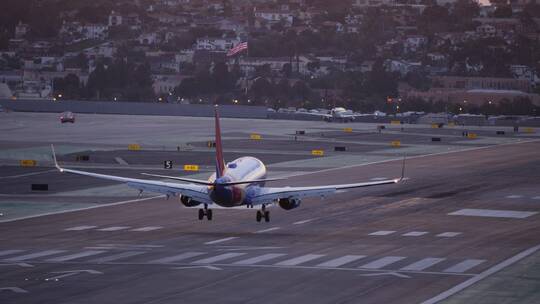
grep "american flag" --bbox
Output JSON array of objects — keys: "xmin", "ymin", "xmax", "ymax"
[{"xmin": 227, "ymin": 42, "xmax": 248, "ymax": 57}]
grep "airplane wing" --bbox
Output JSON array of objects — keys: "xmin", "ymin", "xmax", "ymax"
[
  {"xmin": 250, "ymin": 158, "xmax": 406, "ymax": 205},
  {"xmin": 250, "ymin": 178, "xmax": 400, "ymax": 205},
  {"xmin": 51, "ymin": 145, "xmax": 212, "ymax": 204}
]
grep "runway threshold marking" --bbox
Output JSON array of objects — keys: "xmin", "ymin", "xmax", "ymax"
[
  {"xmin": 4, "ymin": 250, "xmax": 66, "ymax": 262},
  {"xmin": 233, "ymin": 253, "xmax": 287, "ymax": 265},
  {"xmin": 443, "ymin": 259, "xmax": 486, "ymax": 273},
  {"xmin": 46, "ymin": 250, "xmax": 106, "ymax": 262},
  {"xmin": 149, "ymin": 252, "xmax": 205, "ymax": 264},
  {"xmin": 204, "ymin": 237, "xmax": 239, "ymax": 245},
  {"xmin": 421, "ymin": 244, "xmax": 540, "ymax": 304},
  {"xmin": 360, "ymin": 256, "xmax": 406, "ymax": 269},
  {"xmin": 191, "ymin": 252, "xmax": 247, "ymax": 264},
  {"xmin": 400, "ymin": 258, "xmax": 446, "ymax": 271},
  {"xmin": 449, "ymin": 208, "xmax": 538, "ymax": 219},
  {"xmin": 317, "ymin": 255, "xmax": 366, "ymax": 268},
  {"xmin": 275, "ymin": 254, "xmax": 326, "ymax": 266}
]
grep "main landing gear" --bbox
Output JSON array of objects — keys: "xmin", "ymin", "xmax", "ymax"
[
  {"xmin": 198, "ymin": 204, "xmax": 212, "ymax": 221},
  {"xmin": 256, "ymin": 205, "xmax": 270, "ymax": 222}
]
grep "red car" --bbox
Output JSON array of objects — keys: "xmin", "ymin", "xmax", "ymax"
[{"xmin": 60, "ymin": 111, "xmax": 75, "ymax": 123}]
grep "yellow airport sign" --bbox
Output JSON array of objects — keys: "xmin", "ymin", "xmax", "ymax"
[
  {"xmin": 250, "ymin": 133, "xmax": 262, "ymax": 140},
  {"xmin": 311, "ymin": 150, "xmax": 324, "ymax": 156},
  {"xmin": 391, "ymin": 120, "xmax": 401, "ymax": 125},
  {"xmin": 20, "ymin": 160, "xmax": 37, "ymax": 167},
  {"xmin": 431, "ymin": 123, "xmax": 439, "ymax": 128},
  {"xmin": 343, "ymin": 127, "xmax": 353, "ymax": 132},
  {"xmin": 524, "ymin": 127, "xmax": 535, "ymax": 133},
  {"xmin": 391, "ymin": 140, "xmax": 401, "ymax": 147},
  {"xmin": 128, "ymin": 144, "xmax": 141, "ymax": 151},
  {"xmin": 467, "ymin": 133, "xmax": 477, "ymax": 139},
  {"xmin": 183, "ymin": 165, "xmax": 199, "ymax": 171}
]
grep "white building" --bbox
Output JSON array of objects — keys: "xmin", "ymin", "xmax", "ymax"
[
  {"xmin": 81, "ymin": 24, "xmax": 108, "ymax": 40},
  {"xmin": 195, "ymin": 36, "xmax": 240, "ymax": 51},
  {"xmin": 108, "ymin": 11, "xmax": 123, "ymax": 27},
  {"xmin": 254, "ymin": 10, "xmax": 294, "ymax": 26}
]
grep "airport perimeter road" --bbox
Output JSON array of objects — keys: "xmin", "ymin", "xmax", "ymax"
[{"xmin": 1, "ymin": 141, "xmax": 540, "ymax": 304}]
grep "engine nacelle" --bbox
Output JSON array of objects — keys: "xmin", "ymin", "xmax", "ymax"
[
  {"xmin": 180, "ymin": 195, "xmax": 201, "ymax": 207},
  {"xmin": 278, "ymin": 198, "xmax": 301, "ymax": 210}
]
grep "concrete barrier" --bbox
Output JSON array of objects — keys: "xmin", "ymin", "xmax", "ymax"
[{"xmin": 0, "ymin": 99, "xmax": 267, "ymax": 118}]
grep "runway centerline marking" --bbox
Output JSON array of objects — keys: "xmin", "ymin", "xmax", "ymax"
[
  {"xmin": 97, "ymin": 226, "xmax": 131, "ymax": 232},
  {"xmin": 293, "ymin": 219, "xmax": 316, "ymax": 225},
  {"xmin": 65, "ymin": 226, "xmax": 98, "ymax": 231},
  {"xmin": 506, "ymin": 195, "xmax": 523, "ymax": 199},
  {"xmin": 255, "ymin": 227, "xmax": 280, "ymax": 233},
  {"xmin": 205, "ymin": 237, "xmax": 239, "ymax": 245},
  {"xmin": 369, "ymin": 231, "xmax": 396, "ymax": 236},
  {"xmin": 436, "ymin": 232, "xmax": 462, "ymax": 238},
  {"xmin": 130, "ymin": 226, "xmax": 163, "ymax": 232},
  {"xmin": 402, "ymin": 231, "xmax": 428, "ymax": 237},
  {"xmin": 449, "ymin": 208, "xmax": 538, "ymax": 219}
]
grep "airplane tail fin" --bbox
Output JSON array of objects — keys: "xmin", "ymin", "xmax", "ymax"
[{"xmin": 214, "ymin": 105, "xmax": 225, "ymax": 178}]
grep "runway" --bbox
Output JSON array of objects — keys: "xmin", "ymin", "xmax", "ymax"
[{"xmin": 1, "ymin": 113, "xmax": 540, "ymax": 303}]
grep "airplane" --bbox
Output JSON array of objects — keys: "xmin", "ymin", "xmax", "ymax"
[
  {"xmin": 51, "ymin": 106, "xmax": 405, "ymax": 222},
  {"xmin": 306, "ymin": 107, "xmax": 357, "ymax": 123}
]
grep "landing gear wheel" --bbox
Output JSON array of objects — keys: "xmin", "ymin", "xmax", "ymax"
[
  {"xmin": 207, "ymin": 209, "xmax": 213, "ymax": 221},
  {"xmin": 198, "ymin": 209, "xmax": 204, "ymax": 220},
  {"xmin": 256, "ymin": 211, "xmax": 262, "ymax": 222},
  {"xmin": 264, "ymin": 211, "xmax": 270, "ymax": 222}
]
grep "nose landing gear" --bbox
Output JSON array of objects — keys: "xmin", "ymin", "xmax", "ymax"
[{"xmin": 198, "ymin": 204, "xmax": 213, "ymax": 221}]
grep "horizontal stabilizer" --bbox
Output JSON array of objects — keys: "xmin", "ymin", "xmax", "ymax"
[{"xmin": 141, "ymin": 173, "xmax": 283, "ymax": 186}]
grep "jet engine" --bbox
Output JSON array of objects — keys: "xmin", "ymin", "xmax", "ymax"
[
  {"xmin": 180, "ymin": 195, "xmax": 201, "ymax": 207},
  {"xmin": 278, "ymin": 198, "xmax": 301, "ymax": 210}
]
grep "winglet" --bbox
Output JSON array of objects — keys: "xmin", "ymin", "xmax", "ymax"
[{"xmin": 51, "ymin": 144, "xmax": 63, "ymax": 172}]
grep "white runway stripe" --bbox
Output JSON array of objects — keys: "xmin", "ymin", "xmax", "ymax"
[
  {"xmin": 205, "ymin": 237, "xmax": 239, "ymax": 245},
  {"xmin": 293, "ymin": 219, "xmax": 315, "ymax": 225},
  {"xmin": 400, "ymin": 258, "xmax": 446, "ymax": 271},
  {"xmin": 436, "ymin": 232, "xmax": 462, "ymax": 238},
  {"xmin": 443, "ymin": 259, "xmax": 485, "ymax": 273},
  {"xmin": 46, "ymin": 250, "xmax": 106, "ymax": 262},
  {"xmin": 274, "ymin": 254, "xmax": 325, "ymax": 266},
  {"xmin": 233, "ymin": 253, "xmax": 287, "ymax": 265},
  {"xmin": 192, "ymin": 252, "xmax": 246, "ymax": 264},
  {"xmin": 4, "ymin": 250, "xmax": 65, "ymax": 261},
  {"xmin": 65, "ymin": 225, "xmax": 98, "ymax": 231},
  {"xmin": 449, "ymin": 209, "xmax": 538, "ymax": 219},
  {"xmin": 317, "ymin": 255, "xmax": 366, "ymax": 268},
  {"xmin": 506, "ymin": 195, "xmax": 523, "ymax": 199},
  {"xmin": 97, "ymin": 226, "xmax": 131, "ymax": 231},
  {"xmin": 0, "ymin": 250, "xmax": 25, "ymax": 257},
  {"xmin": 130, "ymin": 226, "xmax": 163, "ymax": 232},
  {"xmin": 369, "ymin": 231, "xmax": 396, "ymax": 236},
  {"xmin": 150, "ymin": 252, "xmax": 205, "ymax": 264},
  {"xmin": 255, "ymin": 227, "xmax": 280, "ymax": 233},
  {"xmin": 402, "ymin": 231, "xmax": 428, "ymax": 237},
  {"xmin": 88, "ymin": 251, "xmax": 146, "ymax": 263},
  {"xmin": 360, "ymin": 256, "xmax": 406, "ymax": 269}
]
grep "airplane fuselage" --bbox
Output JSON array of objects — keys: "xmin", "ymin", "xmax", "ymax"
[{"xmin": 208, "ymin": 156, "xmax": 267, "ymax": 207}]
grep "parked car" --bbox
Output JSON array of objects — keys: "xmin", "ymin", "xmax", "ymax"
[{"xmin": 60, "ymin": 111, "xmax": 75, "ymax": 123}]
